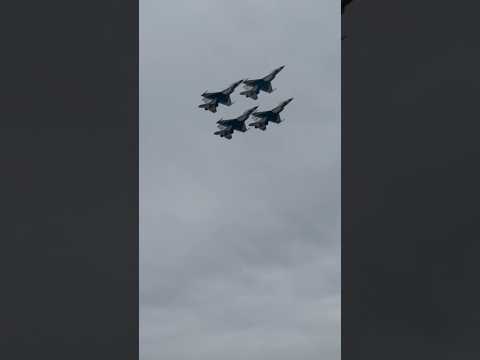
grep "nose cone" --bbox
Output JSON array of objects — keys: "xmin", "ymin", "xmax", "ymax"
[
  {"xmin": 277, "ymin": 65, "xmax": 285, "ymax": 71},
  {"xmin": 285, "ymin": 97, "xmax": 293, "ymax": 104},
  {"xmin": 250, "ymin": 106, "xmax": 259, "ymax": 111}
]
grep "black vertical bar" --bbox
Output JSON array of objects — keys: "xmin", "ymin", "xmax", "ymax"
[
  {"xmin": 343, "ymin": 1, "xmax": 480, "ymax": 359},
  {"xmin": 1, "ymin": 1, "xmax": 138, "ymax": 359}
]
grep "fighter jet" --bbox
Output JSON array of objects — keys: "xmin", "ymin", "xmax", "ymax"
[
  {"xmin": 342, "ymin": 0, "xmax": 354, "ymax": 14},
  {"xmin": 240, "ymin": 66, "xmax": 285, "ymax": 100},
  {"xmin": 249, "ymin": 98, "xmax": 293, "ymax": 131},
  {"xmin": 214, "ymin": 106, "xmax": 258, "ymax": 139},
  {"xmin": 198, "ymin": 79, "xmax": 243, "ymax": 113}
]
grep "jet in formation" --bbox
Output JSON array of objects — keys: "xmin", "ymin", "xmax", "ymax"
[
  {"xmin": 214, "ymin": 106, "xmax": 258, "ymax": 139},
  {"xmin": 249, "ymin": 98, "xmax": 293, "ymax": 131},
  {"xmin": 198, "ymin": 79, "xmax": 243, "ymax": 113},
  {"xmin": 239, "ymin": 66, "xmax": 285, "ymax": 100}
]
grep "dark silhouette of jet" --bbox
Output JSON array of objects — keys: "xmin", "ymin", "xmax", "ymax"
[
  {"xmin": 342, "ymin": 0, "xmax": 354, "ymax": 14},
  {"xmin": 240, "ymin": 66, "xmax": 285, "ymax": 100},
  {"xmin": 198, "ymin": 80, "xmax": 243, "ymax": 113},
  {"xmin": 214, "ymin": 106, "xmax": 258, "ymax": 139},
  {"xmin": 249, "ymin": 98, "xmax": 293, "ymax": 131}
]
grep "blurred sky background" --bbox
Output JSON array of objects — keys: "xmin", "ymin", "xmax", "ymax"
[{"xmin": 140, "ymin": 1, "xmax": 340, "ymax": 359}]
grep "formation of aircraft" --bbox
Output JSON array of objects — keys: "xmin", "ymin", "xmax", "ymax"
[{"xmin": 199, "ymin": 66, "xmax": 293, "ymax": 140}]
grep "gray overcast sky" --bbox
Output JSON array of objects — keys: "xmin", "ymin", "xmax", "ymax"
[{"xmin": 140, "ymin": 1, "xmax": 340, "ymax": 359}]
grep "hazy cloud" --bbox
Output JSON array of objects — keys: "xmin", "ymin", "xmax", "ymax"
[{"xmin": 140, "ymin": 0, "xmax": 340, "ymax": 359}]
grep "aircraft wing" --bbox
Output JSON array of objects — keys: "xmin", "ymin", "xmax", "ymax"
[
  {"xmin": 252, "ymin": 111, "xmax": 271, "ymax": 118},
  {"xmin": 221, "ymin": 81, "xmax": 242, "ymax": 94},
  {"xmin": 243, "ymin": 79, "xmax": 260, "ymax": 87},
  {"xmin": 217, "ymin": 119, "xmax": 236, "ymax": 127},
  {"xmin": 202, "ymin": 91, "xmax": 221, "ymax": 99},
  {"xmin": 262, "ymin": 73, "xmax": 276, "ymax": 82},
  {"xmin": 201, "ymin": 97, "xmax": 216, "ymax": 104},
  {"xmin": 272, "ymin": 104, "xmax": 286, "ymax": 114}
]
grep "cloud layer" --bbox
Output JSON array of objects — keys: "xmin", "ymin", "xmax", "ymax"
[{"xmin": 140, "ymin": 1, "xmax": 340, "ymax": 359}]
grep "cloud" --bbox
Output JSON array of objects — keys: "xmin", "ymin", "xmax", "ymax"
[{"xmin": 140, "ymin": 0, "xmax": 340, "ymax": 359}]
